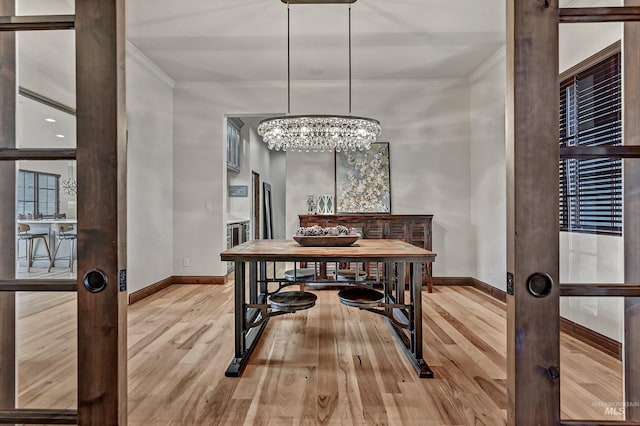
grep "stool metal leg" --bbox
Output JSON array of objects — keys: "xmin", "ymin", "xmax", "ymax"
[
  {"xmin": 48, "ymin": 234, "xmax": 75, "ymax": 273},
  {"xmin": 49, "ymin": 238, "xmax": 62, "ymax": 272},
  {"xmin": 69, "ymin": 238, "xmax": 75, "ymax": 272},
  {"xmin": 39, "ymin": 236, "xmax": 52, "ymax": 271},
  {"xmin": 28, "ymin": 238, "xmax": 33, "ymax": 272}
]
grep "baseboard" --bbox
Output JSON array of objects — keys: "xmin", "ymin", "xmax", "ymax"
[
  {"xmin": 129, "ymin": 275, "xmax": 226, "ymax": 305},
  {"xmin": 436, "ymin": 276, "xmax": 621, "ymax": 360},
  {"xmin": 469, "ymin": 278, "xmax": 508, "ymax": 303},
  {"xmin": 172, "ymin": 275, "xmax": 226, "ymax": 285},
  {"xmin": 432, "ymin": 276, "xmax": 471, "ymax": 286},
  {"xmin": 560, "ymin": 316, "xmax": 622, "ymax": 360},
  {"xmin": 128, "ymin": 276, "xmax": 174, "ymax": 305}
]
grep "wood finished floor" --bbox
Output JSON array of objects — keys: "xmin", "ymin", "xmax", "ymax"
[{"xmin": 15, "ymin": 283, "xmax": 623, "ymax": 425}]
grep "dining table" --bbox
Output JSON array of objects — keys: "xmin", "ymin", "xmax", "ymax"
[{"xmin": 220, "ymin": 238, "xmax": 437, "ymax": 378}]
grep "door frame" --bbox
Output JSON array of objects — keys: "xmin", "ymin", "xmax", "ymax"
[
  {"xmin": 76, "ymin": 0, "xmax": 128, "ymax": 424},
  {"xmin": 253, "ymin": 171, "xmax": 260, "ymax": 240},
  {"xmin": 506, "ymin": 2, "xmax": 560, "ymax": 423},
  {"xmin": 507, "ymin": 1, "xmax": 640, "ymax": 424},
  {"xmin": 0, "ymin": 1, "xmax": 127, "ymax": 424}
]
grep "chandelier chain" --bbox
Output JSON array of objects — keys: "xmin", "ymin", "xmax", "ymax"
[
  {"xmin": 349, "ymin": 5, "xmax": 351, "ymax": 114},
  {"xmin": 257, "ymin": 1, "xmax": 381, "ymax": 153},
  {"xmin": 288, "ymin": 0, "xmax": 291, "ymax": 114}
]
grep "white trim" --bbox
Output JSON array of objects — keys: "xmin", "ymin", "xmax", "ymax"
[
  {"xmin": 470, "ymin": 45, "xmax": 506, "ymax": 83},
  {"xmin": 126, "ymin": 41, "xmax": 176, "ymax": 89}
]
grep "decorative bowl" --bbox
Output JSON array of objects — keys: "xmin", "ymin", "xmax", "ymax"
[{"xmin": 292, "ymin": 234, "xmax": 360, "ymax": 247}]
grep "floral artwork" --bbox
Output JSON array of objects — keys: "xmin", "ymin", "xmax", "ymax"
[{"xmin": 335, "ymin": 142, "xmax": 391, "ymax": 213}]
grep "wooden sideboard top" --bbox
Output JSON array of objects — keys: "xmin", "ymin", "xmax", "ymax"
[{"xmin": 299, "ymin": 214, "xmax": 433, "ymax": 219}]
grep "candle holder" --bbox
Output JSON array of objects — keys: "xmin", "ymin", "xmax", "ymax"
[
  {"xmin": 316, "ymin": 194, "xmax": 335, "ymax": 214},
  {"xmin": 306, "ymin": 195, "xmax": 317, "ymax": 215}
]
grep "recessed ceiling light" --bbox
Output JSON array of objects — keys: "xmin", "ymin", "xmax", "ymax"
[
  {"xmin": 45, "ymin": 118, "xmax": 56, "ymax": 123},
  {"xmin": 56, "ymin": 134, "xmax": 65, "ymax": 138}
]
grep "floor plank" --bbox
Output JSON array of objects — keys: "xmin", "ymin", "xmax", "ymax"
[{"xmin": 14, "ymin": 284, "xmax": 623, "ymax": 424}]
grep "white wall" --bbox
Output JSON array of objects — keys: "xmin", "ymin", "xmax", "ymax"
[
  {"xmin": 469, "ymin": 48, "xmax": 507, "ymax": 291},
  {"xmin": 245, "ymin": 119, "xmax": 287, "ymax": 239},
  {"xmin": 173, "ymin": 78, "xmax": 474, "ymax": 278},
  {"xmin": 126, "ymin": 44, "xmax": 175, "ymax": 293},
  {"xmin": 173, "ymin": 85, "xmax": 226, "ymax": 276},
  {"xmin": 560, "ymin": 233, "xmax": 624, "ymax": 340},
  {"xmin": 227, "ymin": 120, "xmax": 251, "ymax": 222},
  {"xmin": 560, "ymin": 23, "xmax": 622, "ymax": 74}
]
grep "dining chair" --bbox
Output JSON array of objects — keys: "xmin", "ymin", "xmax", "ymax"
[
  {"xmin": 17, "ymin": 224, "xmax": 52, "ymax": 272},
  {"xmin": 48, "ymin": 224, "xmax": 77, "ymax": 272}
]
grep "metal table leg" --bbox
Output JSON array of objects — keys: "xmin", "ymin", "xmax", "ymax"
[
  {"xmin": 383, "ymin": 261, "xmax": 433, "ymax": 378},
  {"xmin": 226, "ymin": 260, "xmax": 271, "ymax": 377}
]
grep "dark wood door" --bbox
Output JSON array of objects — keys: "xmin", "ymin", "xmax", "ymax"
[
  {"xmin": 253, "ymin": 171, "xmax": 260, "ymax": 239},
  {"xmin": 508, "ymin": 1, "xmax": 640, "ymax": 424},
  {"xmin": 0, "ymin": 1, "xmax": 127, "ymax": 424}
]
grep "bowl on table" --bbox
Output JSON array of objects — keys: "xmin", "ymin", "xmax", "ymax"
[{"xmin": 292, "ymin": 234, "xmax": 360, "ymax": 247}]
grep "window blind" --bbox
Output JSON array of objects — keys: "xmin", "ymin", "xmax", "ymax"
[{"xmin": 559, "ymin": 52, "xmax": 622, "ymax": 236}]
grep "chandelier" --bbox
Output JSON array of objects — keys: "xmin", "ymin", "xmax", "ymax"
[
  {"xmin": 258, "ymin": 0, "xmax": 381, "ymax": 153},
  {"xmin": 61, "ymin": 178, "xmax": 77, "ymax": 196}
]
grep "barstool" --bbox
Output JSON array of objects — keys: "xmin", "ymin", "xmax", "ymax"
[
  {"xmin": 17, "ymin": 224, "xmax": 52, "ymax": 272},
  {"xmin": 48, "ymin": 224, "xmax": 77, "ymax": 272}
]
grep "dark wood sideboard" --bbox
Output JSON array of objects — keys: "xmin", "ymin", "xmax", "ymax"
[{"xmin": 298, "ymin": 214, "xmax": 433, "ymax": 292}]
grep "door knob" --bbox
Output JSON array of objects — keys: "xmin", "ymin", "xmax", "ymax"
[
  {"xmin": 83, "ymin": 268, "xmax": 108, "ymax": 293},
  {"xmin": 527, "ymin": 272, "xmax": 553, "ymax": 298}
]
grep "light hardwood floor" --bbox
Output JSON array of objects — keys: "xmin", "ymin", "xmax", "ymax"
[{"xmin": 15, "ymin": 283, "xmax": 623, "ymax": 425}]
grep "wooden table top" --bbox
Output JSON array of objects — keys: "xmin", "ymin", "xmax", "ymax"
[{"xmin": 220, "ymin": 239, "xmax": 436, "ymax": 262}]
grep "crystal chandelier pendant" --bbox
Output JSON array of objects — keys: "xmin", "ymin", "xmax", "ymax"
[
  {"xmin": 258, "ymin": 1, "xmax": 381, "ymax": 153},
  {"xmin": 258, "ymin": 115, "xmax": 380, "ymax": 153}
]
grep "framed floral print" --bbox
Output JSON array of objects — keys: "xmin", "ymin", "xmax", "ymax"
[{"xmin": 335, "ymin": 142, "xmax": 391, "ymax": 213}]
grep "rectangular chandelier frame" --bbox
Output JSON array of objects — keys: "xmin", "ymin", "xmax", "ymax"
[{"xmin": 281, "ymin": 0, "xmax": 357, "ymax": 4}]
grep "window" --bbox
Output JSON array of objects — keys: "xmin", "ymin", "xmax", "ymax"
[
  {"xmin": 17, "ymin": 170, "xmax": 60, "ymax": 216},
  {"xmin": 559, "ymin": 51, "xmax": 622, "ymax": 236}
]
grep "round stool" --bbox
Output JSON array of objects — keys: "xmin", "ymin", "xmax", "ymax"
[
  {"xmin": 337, "ymin": 287, "xmax": 384, "ymax": 308},
  {"xmin": 284, "ymin": 268, "xmax": 316, "ymax": 282},
  {"xmin": 335, "ymin": 269, "xmax": 367, "ymax": 282},
  {"xmin": 270, "ymin": 291, "xmax": 317, "ymax": 313}
]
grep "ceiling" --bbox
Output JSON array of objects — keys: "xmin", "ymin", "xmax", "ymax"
[
  {"xmin": 11, "ymin": 0, "xmax": 620, "ymax": 147},
  {"xmin": 14, "ymin": 0, "xmax": 623, "ymax": 89},
  {"xmin": 127, "ymin": 0, "xmax": 506, "ymax": 82},
  {"xmin": 17, "ymin": 95, "xmax": 76, "ymax": 149}
]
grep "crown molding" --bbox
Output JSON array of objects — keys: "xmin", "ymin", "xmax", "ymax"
[
  {"xmin": 470, "ymin": 45, "xmax": 506, "ymax": 82},
  {"xmin": 126, "ymin": 41, "xmax": 176, "ymax": 89}
]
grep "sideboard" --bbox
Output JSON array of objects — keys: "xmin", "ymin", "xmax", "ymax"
[{"xmin": 298, "ymin": 214, "xmax": 433, "ymax": 292}]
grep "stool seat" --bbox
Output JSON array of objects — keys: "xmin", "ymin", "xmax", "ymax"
[
  {"xmin": 284, "ymin": 268, "xmax": 316, "ymax": 282},
  {"xmin": 269, "ymin": 291, "xmax": 317, "ymax": 312},
  {"xmin": 337, "ymin": 287, "xmax": 384, "ymax": 308},
  {"xmin": 335, "ymin": 269, "xmax": 367, "ymax": 282}
]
